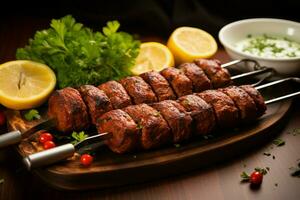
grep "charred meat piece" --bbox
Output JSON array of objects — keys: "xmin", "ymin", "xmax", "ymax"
[
  {"xmin": 197, "ymin": 90, "xmax": 239, "ymax": 128},
  {"xmin": 160, "ymin": 68, "xmax": 193, "ymax": 97},
  {"xmin": 97, "ymin": 109, "xmax": 139, "ymax": 154},
  {"xmin": 194, "ymin": 59, "xmax": 232, "ymax": 88},
  {"xmin": 179, "ymin": 63, "xmax": 212, "ymax": 92},
  {"xmin": 78, "ymin": 85, "xmax": 113, "ymax": 125},
  {"xmin": 98, "ymin": 81, "xmax": 132, "ymax": 109},
  {"xmin": 140, "ymin": 71, "xmax": 176, "ymax": 101},
  {"xmin": 178, "ymin": 95, "xmax": 215, "ymax": 135},
  {"xmin": 124, "ymin": 104, "xmax": 171, "ymax": 149},
  {"xmin": 48, "ymin": 87, "xmax": 89, "ymax": 132},
  {"xmin": 152, "ymin": 100, "xmax": 192, "ymax": 143},
  {"xmin": 119, "ymin": 76, "xmax": 157, "ymax": 104},
  {"xmin": 240, "ymin": 85, "xmax": 267, "ymax": 117},
  {"xmin": 221, "ymin": 86, "xmax": 258, "ymax": 121}
]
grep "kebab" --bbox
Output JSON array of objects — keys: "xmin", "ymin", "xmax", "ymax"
[
  {"xmin": 0, "ymin": 58, "xmax": 273, "ymax": 147},
  {"xmin": 23, "ymin": 78, "xmax": 300, "ymax": 169}
]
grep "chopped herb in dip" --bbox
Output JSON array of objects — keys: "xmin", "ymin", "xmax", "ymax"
[{"xmin": 236, "ymin": 34, "xmax": 300, "ymax": 58}]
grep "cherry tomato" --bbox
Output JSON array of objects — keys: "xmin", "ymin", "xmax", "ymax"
[
  {"xmin": 80, "ymin": 154, "xmax": 93, "ymax": 167},
  {"xmin": 43, "ymin": 141, "xmax": 56, "ymax": 150},
  {"xmin": 39, "ymin": 133, "xmax": 53, "ymax": 144},
  {"xmin": 0, "ymin": 111, "xmax": 6, "ymax": 126},
  {"xmin": 250, "ymin": 171, "xmax": 263, "ymax": 185}
]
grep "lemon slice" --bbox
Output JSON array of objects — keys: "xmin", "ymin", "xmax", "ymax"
[
  {"xmin": 167, "ymin": 27, "xmax": 218, "ymax": 64},
  {"xmin": 131, "ymin": 42, "xmax": 175, "ymax": 75},
  {"xmin": 0, "ymin": 60, "xmax": 56, "ymax": 110}
]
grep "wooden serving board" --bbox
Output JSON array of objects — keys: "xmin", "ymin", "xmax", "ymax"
[{"xmin": 4, "ymin": 98, "xmax": 293, "ymax": 190}]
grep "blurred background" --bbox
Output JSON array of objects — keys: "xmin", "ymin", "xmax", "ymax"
[{"xmin": 1, "ymin": 0, "xmax": 299, "ymax": 38}]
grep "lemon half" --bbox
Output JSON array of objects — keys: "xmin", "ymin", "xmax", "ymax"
[
  {"xmin": 167, "ymin": 27, "xmax": 218, "ymax": 64},
  {"xmin": 131, "ymin": 42, "xmax": 175, "ymax": 75},
  {"xmin": 0, "ymin": 60, "xmax": 56, "ymax": 110}
]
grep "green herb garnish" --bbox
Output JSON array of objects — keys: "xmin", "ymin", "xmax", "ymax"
[
  {"xmin": 254, "ymin": 167, "xmax": 268, "ymax": 175},
  {"xmin": 71, "ymin": 131, "xmax": 89, "ymax": 144},
  {"xmin": 137, "ymin": 123, "xmax": 143, "ymax": 130},
  {"xmin": 24, "ymin": 109, "xmax": 41, "ymax": 121},
  {"xmin": 16, "ymin": 15, "xmax": 140, "ymax": 88},
  {"xmin": 240, "ymin": 171, "xmax": 250, "ymax": 181},
  {"xmin": 273, "ymin": 138, "xmax": 285, "ymax": 146}
]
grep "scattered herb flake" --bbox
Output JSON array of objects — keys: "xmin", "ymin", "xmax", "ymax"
[
  {"xmin": 71, "ymin": 131, "xmax": 89, "ymax": 144},
  {"xmin": 266, "ymin": 167, "xmax": 270, "ymax": 171},
  {"xmin": 263, "ymin": 152, "xmax": 271, "ymax": 156},
  {"xmin": 254, "ymin": 167, "xmax": 268, "ymax": 175},
  {"xmin": 273, "ymin": 138, "xmax": 285, "ymax": 146},
  {"xmin": 243, "ymin": 164, "xmax": 247, "ymax": 168},
  {"xmin": 24, "ymin": 109, "xmax": 41, "ymax": 121},
  {"xmin": 272, "ymin": 155, "xmax": 276, "ymax": 160},
  {"xmin": 174, "ymin": 144, "xmax": 181, "ymax": 148},
  {"xmin": 290, "ymin": 168, "xmax": 300, "ymax": 177},
  {"xmin": 137, "ymin": 123, "xmax": 143, "ymax": 130},
  {"xmin": 240, "ymin": 171, "xmax": 250, "ymax": 182},
  {"xmin": 275, "ymin": 183, "xmax": 278, "ymax": 187}
]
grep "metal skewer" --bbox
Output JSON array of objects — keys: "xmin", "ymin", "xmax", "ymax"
[
  {"xmin": 22, "ymin": 77, "xmax": 300, "ymax": 170},
  {"xmin": 221, "ymin": 58, "xmax": 261, "ymax": 69}
]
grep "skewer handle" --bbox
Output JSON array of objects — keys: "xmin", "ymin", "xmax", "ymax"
[
  {"xmin": 0, "ymin": 130, "xmax": 22, "ymax": 148},
  {"xmin": 23, "ymin": 143, "xmax": 75, "ymax": 170}
]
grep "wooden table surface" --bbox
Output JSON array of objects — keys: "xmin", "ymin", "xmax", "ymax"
[{"xmin": 0, "ymin": 16, "xmax": 299, "ymax": 200}]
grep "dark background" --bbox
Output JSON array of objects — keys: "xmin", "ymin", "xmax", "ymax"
[{"xmin": 1, "ymin": 0, "xmax": 299, "ymax": 38}]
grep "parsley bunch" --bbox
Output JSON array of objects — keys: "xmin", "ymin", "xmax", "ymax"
[{"xmin": 16, "ymin": 15, "xmax": 140, "ymax": 88}]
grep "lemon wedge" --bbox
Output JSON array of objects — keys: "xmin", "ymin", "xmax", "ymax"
[
  {"xmin": 131, "ymin": 42, "xmax": 175, "ymax": 75},
  {"xmin": 167, "ymin": 27, "xmax": 218, "ymax": 64},
  {"xmin": 0, "ymin": 60, "xmax": 56, "ymax": 110}
]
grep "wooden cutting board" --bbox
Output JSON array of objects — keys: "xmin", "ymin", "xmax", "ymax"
[{"xmin": 4, "ymin": 98, "xmax": 293, "ymax": 190}]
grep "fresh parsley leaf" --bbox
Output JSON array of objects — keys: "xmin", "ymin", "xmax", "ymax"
[
  {"xmin": 240, "ymin": 171, "xmax": 250, "ymax": 181},
  {"xmin": 273, "ymin": 138, "xmax": 285, "ymax": 146},
  {"xmin": 71, "ymin": 131, "xmax": 89, "ymax": 144},
  {"xmin": 24, "ymin": 109, "xmax": 41, "ymax": 121},
  {"xmin": 16, "ymin": 15, "xmax": 140, "ymax": 88}
]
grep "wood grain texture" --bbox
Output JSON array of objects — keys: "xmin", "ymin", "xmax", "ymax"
[{"xmin": 0, "ymin": 16, "xmax": 299, "ymax": 200}]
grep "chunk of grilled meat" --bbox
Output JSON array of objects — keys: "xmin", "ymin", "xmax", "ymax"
[
  {"xmin": 124, "ymin": 104, "xmax": 171, "ymax": 149},
  {"xmin": 194, "ymin": 59, "xmax": 232, "ymax": 88},
  {"xmin": 97, "ymin": 109, "xmax": 139, "ymax": 154},
  {"xmin": 240, "ymin": 85, "xmax": 267, "ymax": 117},
  {"xmin": 160, "ymin": 68, "xmax": 193, "ymax": 97},
  {"xmin": 78, "ymin": 85, "xmax": 113, "ymax": 125},
  {"xmin": 140, "ymin": 71, "xmax": 176, "ymax": 101},
  {"xmin": 221, "ymin": 86, "xmax": 257, "ymax": 121},
  {"xmin": 197, "ymin": 90, "xmax": 239, "ymax": 128},
  {"xmin": 179, "ymin": 63, "xmax": 212, "ymax": 92},
  {"xmin": 48, "ymin": 87, "xmax": 89, "ymax": 132},
  {"xmin": 98, "ymin": 80, "xmax": 132, "ymax": 109},
  {"xmin": 152, "ymin": 100, "xmax": 192, "ymax": 143},
  {"xmin": 119, "ymin": 76, "xmax": 157, "ymax": 104},
  {"xmin": 178, "ymin": 95, "xmax": 215, "ymax": 135}
]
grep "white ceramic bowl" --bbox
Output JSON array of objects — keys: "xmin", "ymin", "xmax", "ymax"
[{"xmin": 218, "ymin": 18, "xmax": 300, "ymax": 76}]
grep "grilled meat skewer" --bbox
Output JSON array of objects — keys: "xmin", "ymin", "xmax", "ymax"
[{"xmin": 96, "ymin": 85, "xmax": 266, "ymax": 153}]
